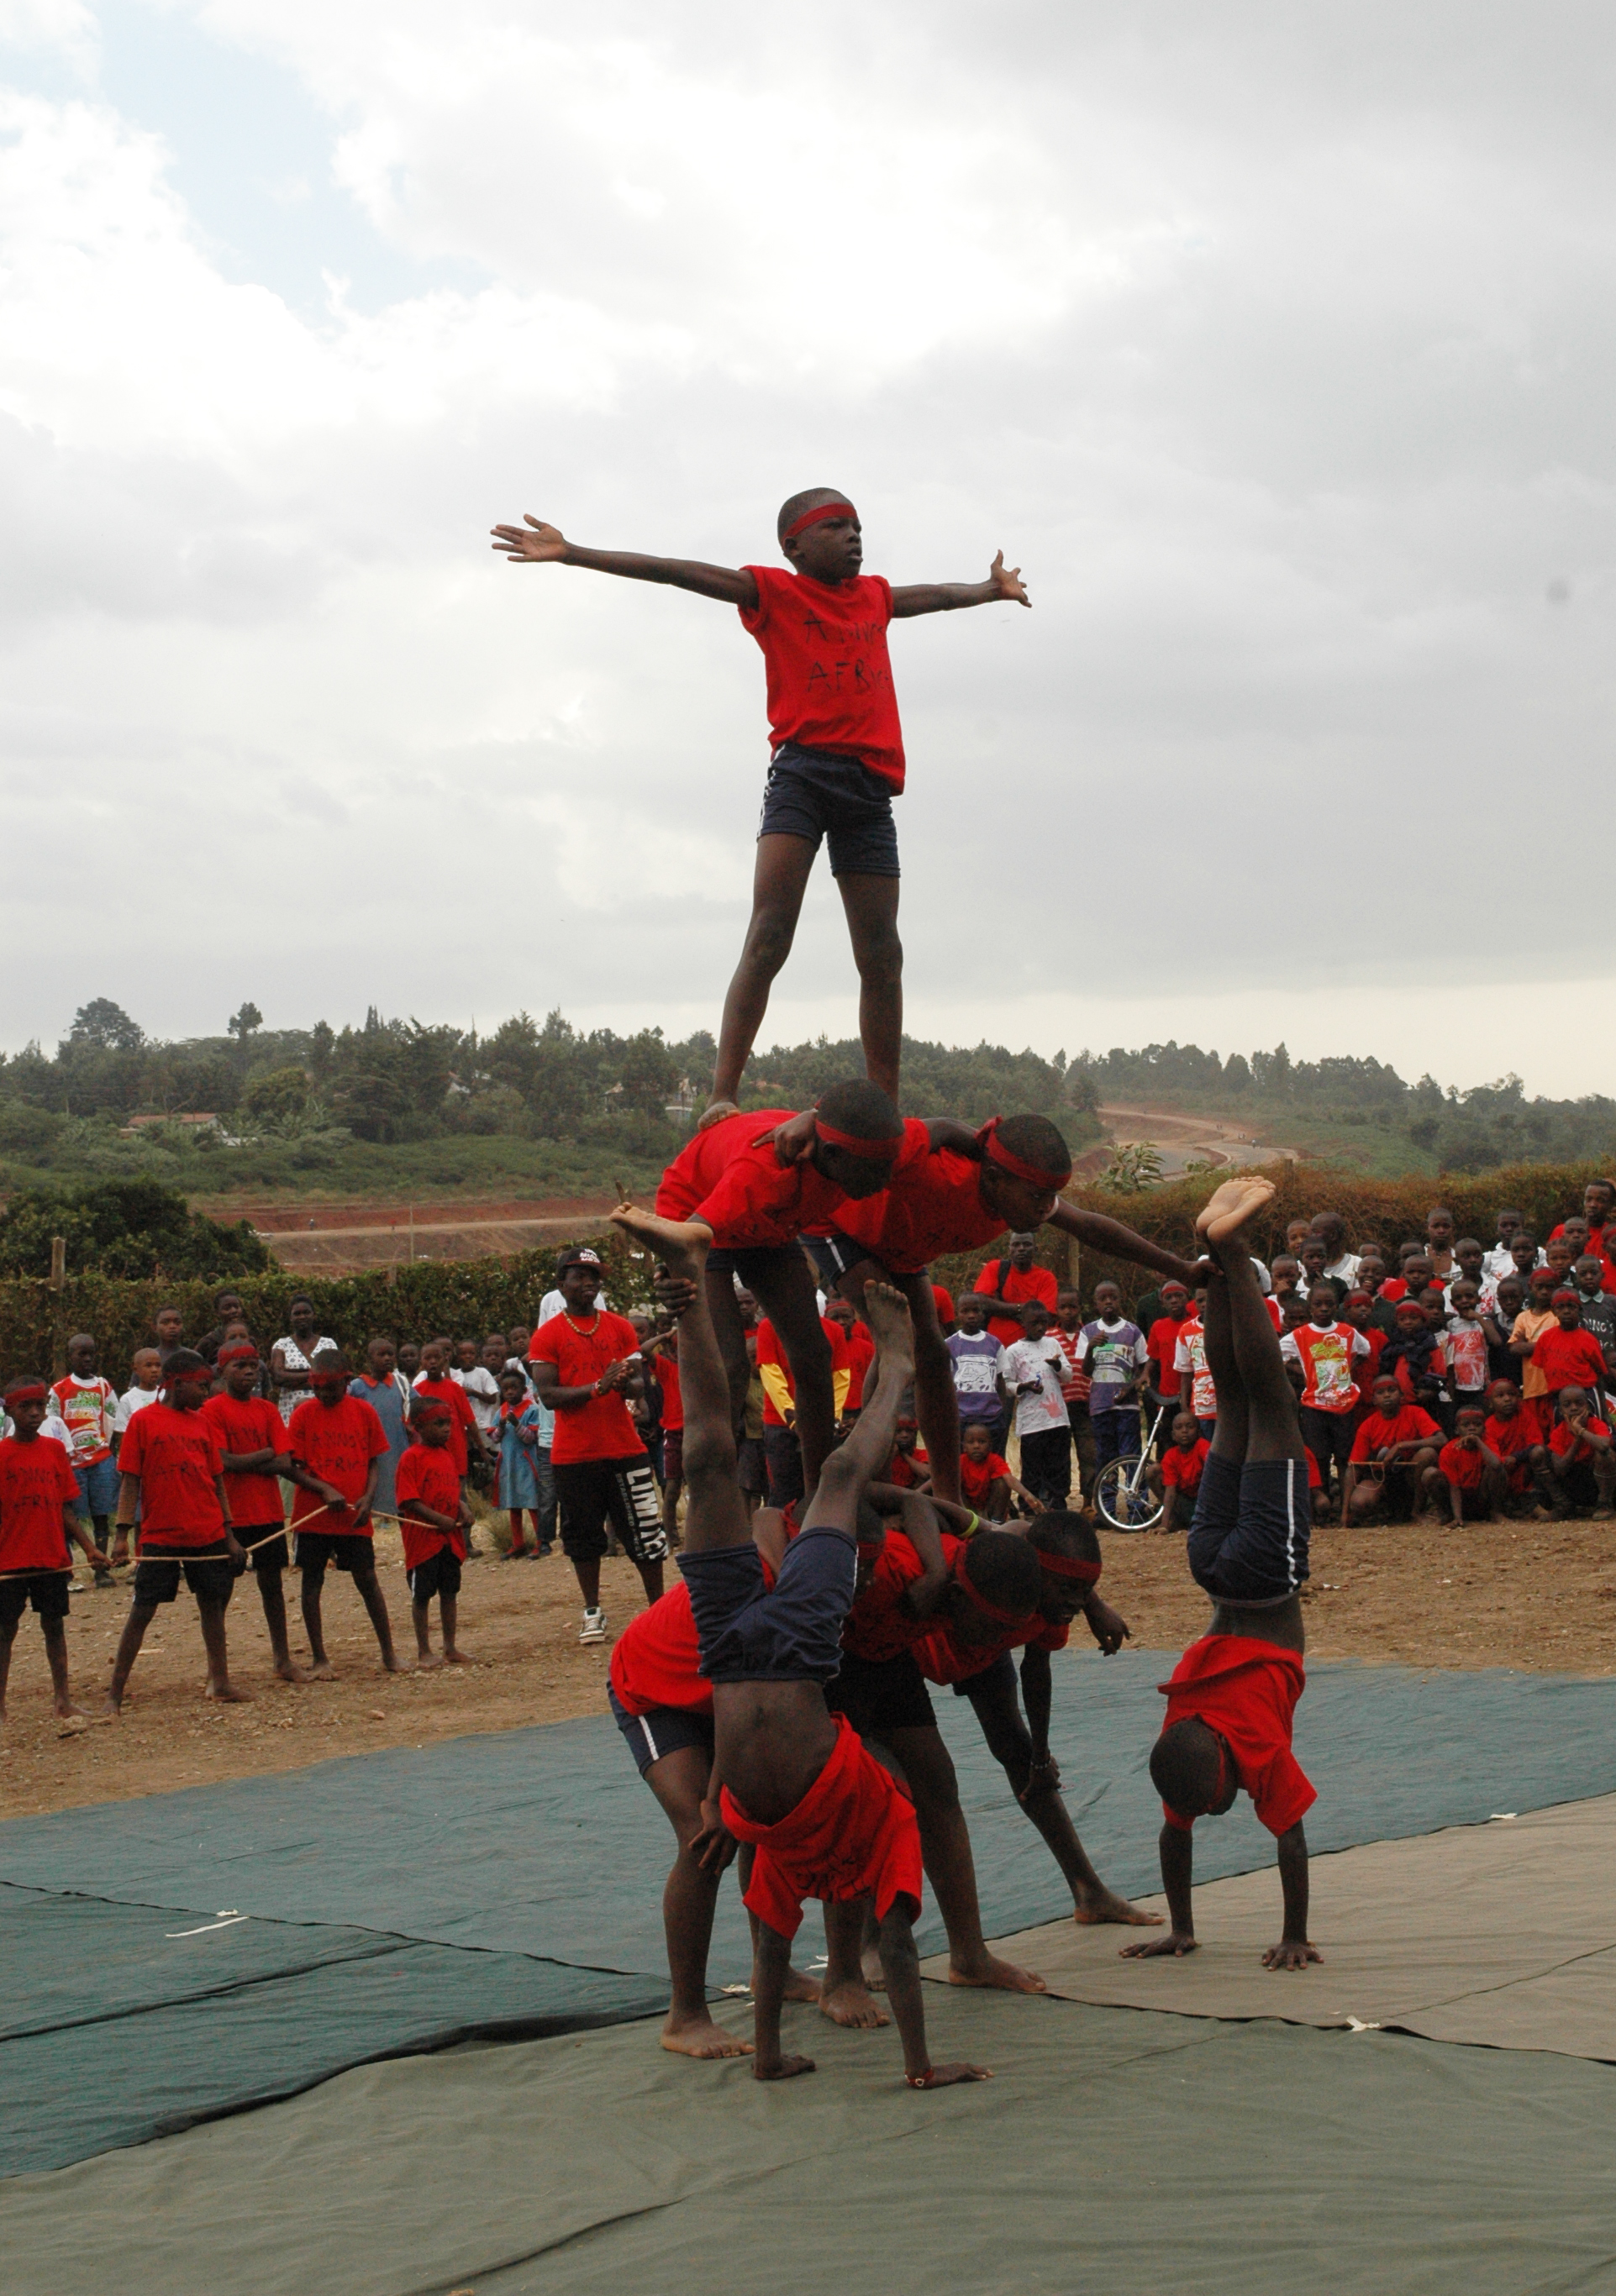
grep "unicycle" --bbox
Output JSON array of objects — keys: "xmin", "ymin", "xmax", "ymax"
[{"xmin": 1094, "ymin": 1404, "xmax": 1170, "ymax": 1532}]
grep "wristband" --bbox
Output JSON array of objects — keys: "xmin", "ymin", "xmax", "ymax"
[{"xmin": 960, "ymin": 1511, "xmax": 981, "ymax": 1539}]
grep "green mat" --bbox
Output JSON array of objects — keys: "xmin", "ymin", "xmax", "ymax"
[{"xmin": 6, "ymin": 1989, "xmax": 1616, "ymax": 2296}]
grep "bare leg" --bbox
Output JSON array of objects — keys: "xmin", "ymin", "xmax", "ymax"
[
  {"xmin": 799, "ymin": 1283, "xmax": 915, "ymax": 1537},
  {"xmin": 834, "ymin": 1259, "xmax": 958, "ymax": 1502},
  {"xmin": 413, "ymin": 1598, "xmax": 440, "ymax": 1667},
  {"xmin": 837, "ymin": 872, "xmax": 903, "ymax": 1102},
  {"xmin": 648, "ymin": 1744, "xmax": 754, "ymax": 2058},
  {"xmin": 0, "ymin": 1619, "xmax": 13, "ymax": 1716},
  {"xmin": 106, "ymin": 1600, "xmax": 159, "ymax": 1710},
  {"xmin": 198, "ymin": 1597, "xmax": 251, "ymax": 1703},
  {"xmin": 710, "ymin": 834, "xmax": 817, "ymax": 1111},
  {"xmin": 353, "ymin": 1563, "xmax": 403, "ymax": 1671},
  {"xmin": 882, "ymin": 1725, "xmax": 1047, "ymax": 1989},
  {"xmin": 570, "ymin": 1553, "xmax": 603, "ymax": 1609},
  {"xmin": 819, "ymin": 1896, "xmax": 890, "ymax": 2027},
  {"xmin": 632, "ymin": 1557, "xmax": 666, "ymax": 1605},
  {"xmin": 965, "ymin": 1678, "xmax": 1158, "ymax": 1926},
  {"xmin": 442, "ymin": 1593, "xmax": 470, "ymax": 1661},
  {"xmin": 749, "ymin": 1256, "xmax": 836, "ymax": 1498},
  {"xmin": 1196, "ymin": 1182, "xmax": 1303, "ymax": 1465},
  {"xmin": 300, "ymin": 1568, "xmax": 335, "ymax": 1677},
  {"xmin": 705, "ymin": 1267, "xmax": 755, "ymax": 1441},
  {"xmin": 255, "ymin": 1568, "xmax": 308, "ymax": 1684},
  {"xmin": 43, "ymin": 1617, "xmax": 87, "ymax": 1719}
]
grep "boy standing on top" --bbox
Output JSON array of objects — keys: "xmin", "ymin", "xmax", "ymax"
[
  {"xmin": 0, "ymin": 1378, "xmax": 108, "ymax": 1717},
  {"xmin": 1124, "ymin": 1180, "xmax": 1321, "ymax": 1976},
  {"xmin": 492, "ymin": 492, "xmax": 1028, "ymax": 1112}
]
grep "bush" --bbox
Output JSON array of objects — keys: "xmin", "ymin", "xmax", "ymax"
[{"xmin": 0, "ymin": 1180, "xmax": 271, "ymax": 1283}]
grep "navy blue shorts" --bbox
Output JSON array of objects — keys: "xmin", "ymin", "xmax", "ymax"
[
  {"xmin": 803, "ymin": 1232, "xmax": 878, "ymax": 1287},
  {"xmin": 608, "ymin": 1684, "xmax": 715, "ymax": 1777},
  {"xmin": 706, "ymin": 1243, "xmax": 800, "ymax": 1288},
  {"xmin": 758, "ymin": 742, "xmax": 901, "ymax": 878},
  {"xmin": 1186, "ymin": 1452, "xmax": 1310, "ymax": 1606},
  {"xmin": 824, "ymin": 1647, "xmax": 937, "ymax": 1735},
  {"xmin": 682, "ymin": 1526, "xmax": 855, "ymax": 1684}
]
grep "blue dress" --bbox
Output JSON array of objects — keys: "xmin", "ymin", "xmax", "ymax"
[
  {"xmin": 349, "ymin": 1373, "xmax": 410, "ymax": 1517},
  {"xmin": 497, "ymin": 1402, "xmax": 546, "ymax": 1510}
]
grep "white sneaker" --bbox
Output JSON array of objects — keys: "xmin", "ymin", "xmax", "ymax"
[{"xmin": 580, "ymin": 1607, "xmax": 608, "ymax": 1644}]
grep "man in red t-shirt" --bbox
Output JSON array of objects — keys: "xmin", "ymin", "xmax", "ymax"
[
  {"xmin": 805, "ymin": 1111, "xmax": 1211, "ymax": 1506},
  {"xmin": 963, "ymin": 1233, "xmax": 1059, "ymax": 1348},
  {"xmin": 495, "ymin": 493, "xmax": 1029, "ymax": 1116},
  {"xmin": 655, "ymin": 1080, "xmax": 903, "ymax": 1504},
  {"xmin": 529, "ymin": 1247, "xmax": 669, "ymax": 1645},
  {"xmin": 108, "ymin": 1351, "xmax": 250, "ymax": 1710},
  {"xmin": 201, "ymin": 1344, "xmax": 306, "ymax": 1684},
  {"xmin": 608, "ymin": 1198, "xmax": 984, "ymax": 2088},
  {"xmin": 1120, "ymin": 1180, "xmax": 1320, "ymax": 1975},
  {"xmin": 0, "ymin": 1376, "xmax": 108, "ymax": 1718},
  {"xmin": 287, "ymin": 1350, "xmax": 399, "ymax": 1679}
]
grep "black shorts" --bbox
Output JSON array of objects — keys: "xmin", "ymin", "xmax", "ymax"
[
  {"xmin": 758, "ymin": 741, "xmax": 900, "ymax": 879},
  {"xmin": 0, "ymin": 1571, "xmax": 71, "ymax": 1629},
  {"xmin": 707, "ymin": 1243, "xmax": 805, "ymax": 1288},
  {"xmin": 803, "ymin": 1232, "xmax": 880, "ymax": 1288},
  {"xmin": 552, "ymin": 1455, "xmax": 669, "ymax": 1566},
  {"xmin": 408, "ymin": 1546, "xmax": 462, "ymax": 1603},
  {"xmin": 294, "ymin": 1531, "xmax": 376, "ymax": 1579},
  {"xmin": 134, "ymin": 1543, "xmax": 236, "ymax": 1607},
  {"xmin": 952, "ymin": 1649, "xmax": 1018, "ymax": 1701},
  {"xmin": 1186, "ymin": 1452, "xmax": 1311, "ymax": 1606},
  {"xmin": 824, "ymin": 1647, "xmax": 936, "ymax": 1735},
  {"xmin": 240, "ymin": 1530, "xmax": 288, "ymax": 1572},
  {"xmin": 682, "ymin": 1526, "xmax": 855, "ymax": 1685},
  {"xmin": 607, "ymin": 1684, "xmax": 715, "ymax": 1777},
  {"xmin": 736, "ymin": 1436, "xmax": 768, "ymax": 1497}
]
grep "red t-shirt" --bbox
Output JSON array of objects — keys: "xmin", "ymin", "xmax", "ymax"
[
  {"xmin": 1532, "ymin": 1326, "xmax": 1607, "ymax": 1396},
  {"xmin": 911, "ymin": 1600, "xmax": 1066, "ymax": 1689},
  {"xmin": 829, "ymin": 1137, "xmax": 1009, "ymax": 1275},
  {"xmin": 654, "ymin": 1348, "xmax": 683, "ymax": 1435},
  {"xmin": 840, "ymin": 1326, "xmax": 875, "ymax": 1411},
  {"xmin": 755, "ymin": 1316, "xmax": 850, "ymax": 1429},
  {"xmin": 1160, "ymin": 1637, "xmax": 1314, "ymax": 1838},
  {"xmin": 410, "ymin": 1377, "xmax": 480, "ymax": 1475},
  {"xmin": 1282, "ymin": 1321, "xmax": 1369, "ymax": 1413},
  {"xmin": 739, "ymin": 566, "xmax": 903, "ymax": 791},
  {"xmin": 1485, "ymin": 1411, "xmax": 1535, "ymax": 1486},
  {"xmin": 960, "ymin": 1452, "xmax": 1010, "ymax": 1509},
  {"xmin": 528, "ymin": 1311, "xmax": 644, "ymax": 1464},
  {"xmin": 118, "ymin": 1402, "xmax": 225, "ymax": 1548},
  {"xmin": 1551, "ymin": 1421, "xmax": 1608, "ymax": 1465},
  {"xmin": 1438, "ymin": 1439, "xmax": 1489, "ymax": 1490},
  {"xmin": 655, "ymin": 1107, "xmax": 852, "ymax": 1250},
  {"xmin": 971, "ymin": 1258, "xmax": 1059, "ymax": 1348},
  {"xmin": 931, "ymin": 1284, "xmax": 956, "ymax": 1328},
  {"xmin": 200, "ymin": 1394, "xmax": 291, "ymax": 1529},
  {"xmin": 1380, "ymin": 1276, "xmax": 1409, "ymax": 1302},
  {"xmin": 0, "ymin": 1435, "xmax": 80, "ymax": 1573},
  {"xmin": 1147, "ymin": 1316, "xmax": 1186, "ymax": 1400},
  {"xmin": 1353, "ymin": 1326, "xmax": 1387, "ymax": 1393},
  {"xmin": 844, "ymin": 1527, "xmax": 956, "ymax": 1663},
  {"xmin": 1161, "ymin": 1437, "xmax": 1210, "ymax": 1497},
  {"xmin": 722, "ymin": 1711, "xmax": 923, "ymax": 1939},
  {"xmin": 287, "ymin": 1395, "xmax": 389, "ymax": 1534},
  {"xmin": 394, "ymin": 1442, "xmax": 467, "ymax": 1568},
  {"xmin": 1349, "ymin": 1405, "xmax": 1440, "ymax": 1463},
  {"xmin": 611, "ymin": 1579, "xmax": 712, "ymax": 1715}
]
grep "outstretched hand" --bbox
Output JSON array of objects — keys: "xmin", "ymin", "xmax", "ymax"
[
  {"xmin": 492, "ymin": 516, "xmax": 568, "ymax": 562},
  {"xmin": 988, "ymin": 549, "xmax": 1029, "ymax": 607},
  {"xmin": 1085, "ymin": 1596, "xmax": 1131, "ymax": 1656}
]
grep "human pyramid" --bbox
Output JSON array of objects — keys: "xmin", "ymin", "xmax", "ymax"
[{"xmin": 485, "ymin": 487, "xmax": 1325, "ymax": 2083}]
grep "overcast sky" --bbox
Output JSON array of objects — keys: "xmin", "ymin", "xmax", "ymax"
[{"xmin": 3, "ymin": 1, "xmax": 1613, "ymax": 1095}]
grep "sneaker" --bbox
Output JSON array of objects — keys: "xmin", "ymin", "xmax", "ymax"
[{"xmin": 580, "ymin": 1607, "xmax": 608, "ymax": 1644}]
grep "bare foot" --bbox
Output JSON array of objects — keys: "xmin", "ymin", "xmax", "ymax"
[
  {"xmin": 860, "ymin": 1279, "xmax": 915, "ymax": 1378},
  {"xmin": 698, "ymin": 1101, "xmax": 740, "ymax": 1132},
  {"xmin": 661, "ymin": 2015, "xmax": 754, "ymax": 2060},
  {"xmin": 947, "ymin": 1953, "xmax": 1048, "ymax": 1994},
  {"xmin": 381, "ymin": 1652, "xmax": 410, "ymax": 1673},
  {"xmin": 52, "ymin": 1698, "xmax": 92, "ymax": 1721},
  {"xmin": 819, "ymin": 1981, "xmax": 891, "ymax": 2029},
  {"xmin": 754, "ymin": 2053, "xmax": 815, "ymax": 2081},
  {"xmin": 101, "ymin": 1692, "xmax": 123, "ymax": 1716},
  {"xmin": 782, "ymin": 1966, "xmax": 822, "ymax": 2004},
  {"xmin": 1074, "ymin": 1890, "xmax": 1163, "ymax": 1928},
  {"xmin": 307, "ymin": 1659, "xmax": 337, "ymax": 1681},
  {"xmin": 908, "ymin": 2063, "xmax": 992, "ymax": 2088},
  {"xmin": 444, "ymin": 1647, "xmax": 473, "ymax": 1665},
  {"xmin": 274, "ymin": 1658, "xmax": 313, "ymax": 1684},
  {"xmin": 206, "ymin": 1679, "xmax": 254, "ymax": 1704},
  {"xmin": 608, "ymin": 1200, "xmax": 711, "ymax": 1283},
  {"xmin": 416, "ymin": 1651, "xmax": 445, "ymax": 1670},
  {"xmin": 860, "ymin": 1947, "xmax": 887, "ymax": 1991},
  {"xmin": 1194, "ymin": 1176, "xmax": 1276, "ymax": 1247}
]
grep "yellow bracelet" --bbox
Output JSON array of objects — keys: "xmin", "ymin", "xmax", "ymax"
[{"xmin": 961, "ymin": 1511, "xmax": 981, "ymax": 1539}]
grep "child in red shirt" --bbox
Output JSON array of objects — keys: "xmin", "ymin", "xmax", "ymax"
[
  {"xmin": 396, "ymin": 1400, "xmax": 472, "ymax": 1667},
  {"xmin": 0, "ymin": 1377, "xmax": 108, "ymax": 1718},
  {"xmin": 1145, "ymin": 1280, "xmax": 1191, "ymax": 1405},
  {"xmin": 1430, "ymin": 1405, "xmax": 1508, "ymax": 1524},
  {"xmin": 1343, "ymin": 1378, "xmax": 1443, "ymax": 1523},
  {"xmin": 287, "ymin": 1349, "xmax": 399, "ymax": 1678},
  {"xmin": 1483, "ymin": 1380, "xmax": 1543, "ymax": 1508},
  {"xmin": 1544, "ymin": 1387, "xmax": 1616, "ymax": 1519},
  {"xmin": 201, "ymin": 1344, "xmax": 305, "ymax": 1684},
  {"xmin": 609, "ymin": 1195, "xmax": 986, "ymax": 2089},
  {"xmin": 1123, "ymin": 1180, "xmax": 1319, "ymax": 1975},
  {"xmin": 495, "ymin": 495, "xmax": 1028, "ymax": 1116},
  {"xmin": 958, "ymin": 1420, "xmax": 1034, "ymax": 1520},
  {"xmin": 1532, "ymin": 1292, "xmax": 1609, "ymax": 1423},
  {"xmin": 409, "ymin": 1337, "xmax": 485, "ymax": 1479},
  {"xmin": 1156, "ymin": 1411, "xmax": 1211, "ymax": 1536},
  {"xmin": 107, "ymin": 1351, "xmax": 249, "ymax": 1710}
]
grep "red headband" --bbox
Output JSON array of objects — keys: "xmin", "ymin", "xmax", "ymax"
[
  {"xmin": 1034, "ymin": 1548, "xmax": 1102, "ymax": 1584},
  {"xmin": 952, "ymin": 1544, "xmax": 1037, "ymax": 1630},
  {"xmin": 163, "ymin": 1364, "xmax": 212, "ymax": 1388},
  {"xmin": 218, "ymin": 1343, "xmax": 258, "ymax": 1366},
  {"xmin": 977, "ymin": 1117, "xmax": 1071, "ymax": 1190},
  {"xmin": 814, "ymin": 1116, "xmax": 901, "ymax": 1157},
  {"xmin": 783, "ymin": 501, "xmax": 855, "ymax": 540},
  {"xmin": 5, "ymin": 1382, "xmax": 47, "ymax": 1404},
  {"xmin": 1553, "ymin": 1288, "xmax": 1580, "ymax": 1305}
]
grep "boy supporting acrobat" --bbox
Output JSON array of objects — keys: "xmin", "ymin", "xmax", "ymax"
[
  {"xmin": 611, "ymin": 1196, "xmax": 986, "ymax": 2088},
  {"xmin": 493, "ymin": 493, "xmax": 1027, "ymax": 1111},
  {"xmin": 1123, "ymin": 1179, "xmax": 1322, "ymax": 1974}
]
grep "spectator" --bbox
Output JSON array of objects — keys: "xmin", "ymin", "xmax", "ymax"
[
  {"xmin": 997, "ymin": 1299, "xmax": 1074, "ymax": 1511},
  {"xmin": 1308, "ymin": 1211, "xmax": 1360, "ymax": 1291},
  {"xmin": 1049, "ymin": 1288, "xmax": 1095, "ymax": 1500},
  {"xmin": 1508, "ymin": 1269, "xmax": 1561, "ymax": 1437},
  {"xmin": 963, "ymin": 1233, "xmax": 1057, "ymax": 1349},
  {"xmin": 1280, "ymin": 1280, "xmax": 1370, "ymax": 1500},
  {"xmin": 1482, "ymin": 1208, "xmax": 1527, "ymax": 1282},
  {"xmin": 945, "ymin": 1297, "xmax": 1005, "ymax": 1447},
  {"xmin": 272, "ymin": 1296, "xmax": 335, "ymax": 1425},
  {"xmin": 1155, "ymin": 1409, "xmax": 1210, "ymax": 1537},
  {"xmin": 52, "ymin": 1334, "xmax": 120, "ymax": 1568},
  {"xmin": 1172, "ymin": 1290, "xmax": 1216, "ymax": 1438},
  {"xmin": 110, "ymin": 1347, "xmax": 163, "ymax": 1568},
  {"xmin": 1076, "ymin": 1280, "xmax": 1148, "ymax": 1474},
  {"xmin": 349, "ymin": 1336, "xmax": 412, "ymax": 1521},
  {"xmin": 195, "ymin": 1290, "xmax": 247, "ymax": 1367},
  {"xmin": 1143, "ymin": 1280, "xmax": 1190, "ymax": 1406},
  {"xmin": 1425, "ymin": 1205, "xmax": 1457, "ymax": 1280},
  {"xmin": 497, "ymin": 1368, "xmax": 552, "ymax": 1558}
]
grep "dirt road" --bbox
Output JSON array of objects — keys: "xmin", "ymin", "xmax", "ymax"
[{"xmin": 1098, "ymin": 1103, "xmax": 1298, "ymax": 1180}]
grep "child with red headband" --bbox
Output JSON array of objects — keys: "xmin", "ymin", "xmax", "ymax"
[
  {"xmin": 1123, "ymin": 1179, "xmax": 1321, "ymax": 1976},
  {"xmin": 106, "ymin": 1350, "xmax": 250, "ymax": 1711},
  {"xmin": 805, "ymin": 1110, "xmax": 1210, "ymax": 1505},
  {"xmin": 0, "ymin": 1375, "xmax": 109, "ymax": 1718},
  {"xmin": 608, "ymin": 1195, "xmax": 986, "ymax": 2090},
  {"xmin": 655, "ymin": 1079, "xmax": 906, "ymax": 1502},
  {"xmin": 287, "ymin": 1348, "xmax": 400, "ymax": 1679},
  {"xmin": 201, "ymin": 1344, "xmax": 308, "ymax": 1684},
  {"xmin": 492, "ymin": 488, "xmax": 1028, "ymax": 1115}
]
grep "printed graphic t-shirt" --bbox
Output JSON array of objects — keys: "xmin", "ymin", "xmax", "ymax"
[{"xmin": 740, "ymin": 566, "xmax": 903, "ymax": 790}]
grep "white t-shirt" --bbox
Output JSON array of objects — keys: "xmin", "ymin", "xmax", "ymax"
[
  {"xmin": 997, "ymin": 1337, "xmax": 1072, "ymax": 1438},
  {"xmin": 114, "ymin": 1385, "xmax": 162, "ymax": 1436},
  {"xmin": 1322, "ymin": 1252, "xmax": 1362, "ymax": 1290},
  {"xmin": 4, "ymin": 1411, "xmax": 74, "ymax": 1451},
  {"xmin": 460, "ymin": 1364, "xmax": 502, "ymax": 1434},
  {"xmin": 536, "ymin": 1285, "xmax": 612, "ymax": 1330},
  {"xmin": 1173, "ymin": 1321, "xmax": 1216, "ymax": 1421}
]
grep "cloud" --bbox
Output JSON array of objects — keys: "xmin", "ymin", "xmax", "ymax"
[{"xmin": 1, "ymin": 2, "xmax": 1614, "ymax": 1093}]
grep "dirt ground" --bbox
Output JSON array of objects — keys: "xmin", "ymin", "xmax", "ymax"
[{"xmin": 4, "ymin": 1506, "xmax": 1614, "ymax": 1824}]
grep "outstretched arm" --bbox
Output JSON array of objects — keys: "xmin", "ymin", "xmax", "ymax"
[
  {"xmin": 890, "ymin": 553, "xmax": 1029, "ymax": 617},
  {"xmin": 1049, "ymin": 1200, "xmax": 1208, "ymax": 1290},
  {"xmin": 490, "ymin": 518, "xmax": 758, "ymax": 608}
]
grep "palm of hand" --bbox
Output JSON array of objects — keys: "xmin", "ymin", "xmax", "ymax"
[{"xmin": 492, "ymin": 516, "xmax": 566, "ymax": 560}]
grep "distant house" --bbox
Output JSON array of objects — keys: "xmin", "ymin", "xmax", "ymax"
[{"xmin": 118, "ymin": 1112, "xmax": 221, "ymax": 1137}]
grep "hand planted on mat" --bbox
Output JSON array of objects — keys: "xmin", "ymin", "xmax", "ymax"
[
  {"xmin": 906, "ymin": 2063, "xmax": 992, "ymax": 2088},
  {"xmin": 754, "ymin": 2052, "xmax": 816, "ymax": 2082},
  {"xmin": 692, "ymin": 1797, "xmax": 739, "ymax": 1874},
  {"xmin": 1120, "ymin": 1930, "xmax": 1198, "ymax": 1960},
  {"xmin": 1262, "ymin": 1938, "xmax": 1323, "ymax": 1971},
  {"xmin": 1084, "ymin": 1596, "xmax": 1131, "ymax": 1656}
]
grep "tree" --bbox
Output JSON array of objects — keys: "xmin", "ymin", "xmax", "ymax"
[
  {"xmin": 66, "ymin": 999, "xmax": 143, "ymax": 1053},
  {"xmin": 240, "ymin": 1066, "xmax": 309, "ymax": 1128},
  {"xmin": 0, "ymin": 1180, "xmax": 270, "ymax": 1280},
  {"xmin": 617, "ymin": 1027, "xmax": 682, "ymax": 1116},
  {"xmin": 228, "ymin": 1002, "xmax": 264, "ymax": 1042}
]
